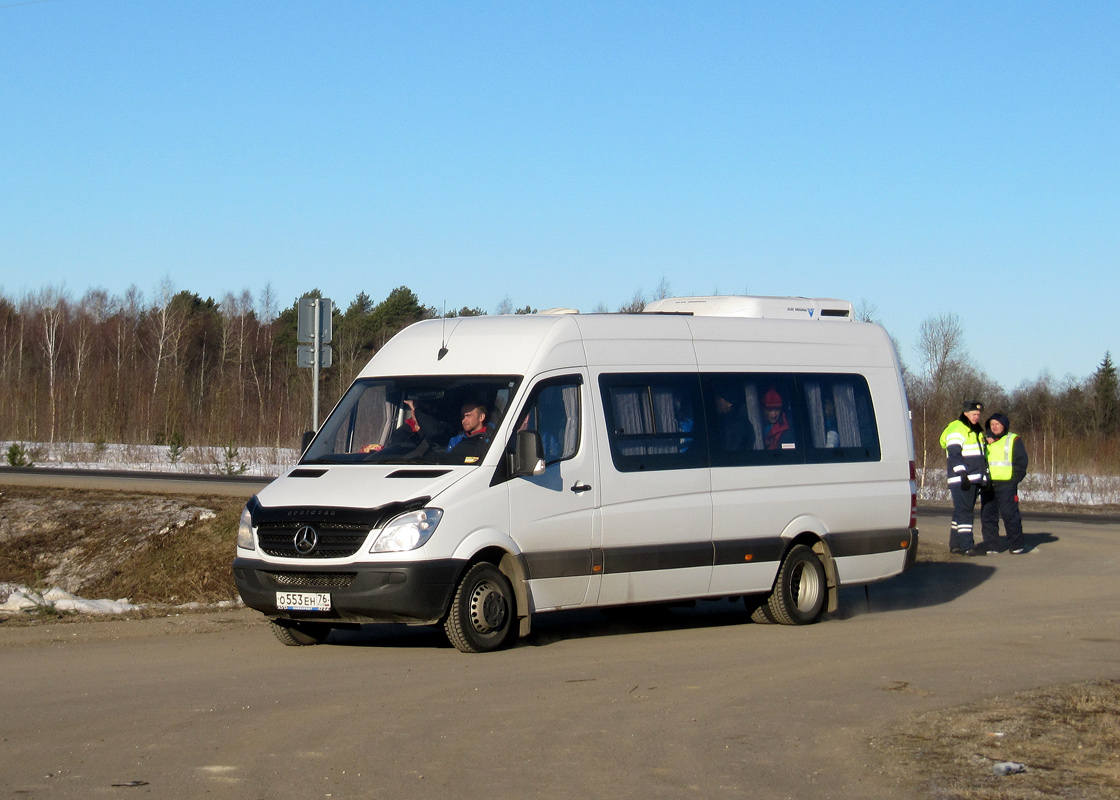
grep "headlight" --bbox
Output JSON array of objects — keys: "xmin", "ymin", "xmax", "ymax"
[
  {"xmin": 371, "ymin": 508, "xmax": 443, "ymax": 553},
  {"xmin": 236, "ymin": 506, "xmax": 255, "ymax": 551}
]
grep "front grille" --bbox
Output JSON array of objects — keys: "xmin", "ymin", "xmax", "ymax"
[
  {"xmin": 258, "ymin": 523, "xmax": 370, "ymax": 558},
  {"xmin": 266, "ymin": 571, "xmax": 357, "ymax": 588}
]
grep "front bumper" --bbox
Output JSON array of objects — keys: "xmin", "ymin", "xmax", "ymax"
[{"xmin": 233, "ymin": 557, "xmax": 466, "ymax": 625}]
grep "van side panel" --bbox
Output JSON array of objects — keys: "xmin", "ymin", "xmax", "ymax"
[
  {"xmin": 574, "ymin": 316, "xmax": 717, "ymax": 606},
  {"xmin": 689, "ymin": 319, "xmax": 913, "ymax": 596}
]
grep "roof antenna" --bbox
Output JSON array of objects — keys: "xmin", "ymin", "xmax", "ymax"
[{"xmin": 438, "ymin": 301, "xmax": 449, "ymax": 360}]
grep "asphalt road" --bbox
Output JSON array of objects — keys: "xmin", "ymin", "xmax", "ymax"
[{"xmin": 2, "ymin": 511, "xmax": 1119, "ymax": 800}]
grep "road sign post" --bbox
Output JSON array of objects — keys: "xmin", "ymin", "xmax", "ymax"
[{"xmin": 297, "ymin": 297, "xmax": 333, "ymax": 431}]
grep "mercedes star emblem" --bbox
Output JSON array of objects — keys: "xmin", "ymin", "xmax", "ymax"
[{"xmin": 293, "ymin": 525, "xmax": 319, "ymax": 555}]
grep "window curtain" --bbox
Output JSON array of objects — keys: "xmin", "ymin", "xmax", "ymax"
[
  {"xmin": 742, "ymin": 383, "xmax": 764, "ymax": 450},
  {"xmin": 832, "ymin": 382, "xmax": 860, "ymax": 447},
  {"xmin": 561, "ymin": 384, "xmax": 579, "ymax": 456},
  {"xmin": 804, "ymin": 381, "xmax": 826, "ymax": 447}
]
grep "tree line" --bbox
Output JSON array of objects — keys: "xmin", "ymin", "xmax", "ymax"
[
  {"xmin": 904, "ymin": 312, "xmax": 1118, "ymax": 492},
  {"xmin": 1, "ymin": 284, "xmax": 1117, "ymax": 481},
  {"xmin": 0, "ymin": 282, "xmax": 542, "ymax": 453}
]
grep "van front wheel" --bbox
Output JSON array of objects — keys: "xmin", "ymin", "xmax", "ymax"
[
  {"xmin": 444, "ymin": 562, "xmax": 516, "ymax": 653},
  {"xmin": 765, "ymin": 545, "xmax": 826, "ymax": 625}
]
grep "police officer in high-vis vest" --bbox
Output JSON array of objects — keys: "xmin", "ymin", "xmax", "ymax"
[
  {"xmin": 981, "ymin": 412, "xmax": 1029, "ymax": 554},
  {"xmin": 939, "ymin": 400, "xmax": 989, "ymax": 555}
]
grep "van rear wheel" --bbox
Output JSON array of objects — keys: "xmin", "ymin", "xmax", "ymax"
[
  {"xmin": 765, "ymin": 544, "xmax": 826, "ymax": 625},
  {"xmin": 270, "ymin": 619, "xmax": 332, "ymax": 646},
  {"xmin": 745, "ymin": 596, "xmax": 775, "ymax": 624},
  {"xmin": 444, "ymin": 562, "xmax": 516, "ymax": 653}
]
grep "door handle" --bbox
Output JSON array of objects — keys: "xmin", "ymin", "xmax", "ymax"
[{"xmin": 570, "ymin": 483, "xmax": 592, "ymax": 493}]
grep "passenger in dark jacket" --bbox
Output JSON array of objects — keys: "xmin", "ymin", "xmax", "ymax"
[{"xmin": 980, "ymin": 412, "xmax": 1029, "ymax": 553}]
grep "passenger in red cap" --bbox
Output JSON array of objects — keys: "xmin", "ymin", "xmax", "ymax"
[{"xmin": 761, "ymin": 387, "xmax": 795, "ymax": 449}]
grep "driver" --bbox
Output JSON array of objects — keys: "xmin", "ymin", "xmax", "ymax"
[{"xmin": 447, "ymin": 401, "xmax": 495, "ymax": 460}]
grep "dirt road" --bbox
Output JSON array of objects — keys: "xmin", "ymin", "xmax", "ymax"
[{"xmin": 2, "ymin": 511, "xmax": 1118, "ymax": 800}]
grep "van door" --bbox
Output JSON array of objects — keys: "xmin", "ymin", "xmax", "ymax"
[
  {"xmin": 507, "ymin": 372, "xmax": 600, "ymax": 610},
  {"xmin": 594, "ymin": 373, "xmax": 713, "ymax": 605}
]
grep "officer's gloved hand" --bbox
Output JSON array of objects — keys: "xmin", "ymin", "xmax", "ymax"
[{"xmin": 959, "ymin": 475, "xmax": 971, "ymax": 490}]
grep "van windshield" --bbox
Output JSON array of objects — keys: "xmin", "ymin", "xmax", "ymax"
[{"xmin": 301, "ymin": 376, "xmax": 521, "ymax": 466}]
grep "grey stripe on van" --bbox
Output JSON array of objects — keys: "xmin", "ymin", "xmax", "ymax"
[
  {"xmin": 713, "ymin": 537, "xmax": 786, "ymax": 566},
  {"xmin": 523, "ymin": 549, "xmax": 596, "ymax": 580},
  {"xmin": 523, "ymin": 530, "xmax": 913, "ymax": 580},
  {"xmin": 602, "ymin": 541, "xmax": 713, "ymax": 574},
  {"xmin": 825, "ymin": 529, "xmax": 914, "ymax": 558}
]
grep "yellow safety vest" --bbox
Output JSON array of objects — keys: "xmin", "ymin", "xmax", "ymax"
[
  {"xmin": 940, "ymin": 419, "xmax": 988, "ymax": 484},
  {"xmin": 986, "ymin": 432, "xmax": 1018, "ymax": 482},
  {"xmin": 939, "ymin": 420, "xmax": 985, "ymax": 459}
]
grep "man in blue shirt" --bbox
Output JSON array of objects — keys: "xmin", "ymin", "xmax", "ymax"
[{"xmin": 447, "ymin": 401, "xmax": 495, "ymax": 460}]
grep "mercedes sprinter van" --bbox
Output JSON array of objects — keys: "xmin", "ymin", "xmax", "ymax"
[{"xmin": 234, "ymin": 296, "xmax": 918, "ymax": 652}]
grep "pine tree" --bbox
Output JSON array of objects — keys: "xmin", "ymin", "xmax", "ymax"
[{"xmin": 1091, "ymin": 352, "xmax": 1119, "ymax": 435}]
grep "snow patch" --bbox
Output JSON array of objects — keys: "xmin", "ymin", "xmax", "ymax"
[
  {"xmin": 0, "ymin": 583, "xmax": 244, "ymax": 616},
  {"xmin": 917, "ymin": 469, "xmax": 1120, "ymax": 505},
  {"xmin": 1, "ymin": 441, "xmax": 299, "ymax": 477},
  {"xmin": 0, "ymin": 583, "xmax": 141, "ymax": 615}
]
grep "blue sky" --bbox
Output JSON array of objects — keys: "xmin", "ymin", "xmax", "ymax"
[{"xmin": 1, "ymin": 1, "xmax": 1116, "ymax": 390}]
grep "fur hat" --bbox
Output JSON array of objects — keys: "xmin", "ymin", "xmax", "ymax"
[{"xmin": 962, "ymin": 400, "xmax": 984, "ymax": 413}]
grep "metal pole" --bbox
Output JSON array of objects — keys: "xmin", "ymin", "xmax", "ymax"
[{"xmin": 312, "ymin": 298, "xmax": 321, "ymax": 430}]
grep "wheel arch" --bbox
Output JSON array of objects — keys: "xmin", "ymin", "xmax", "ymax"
[
  {"xmin": 453, "ymin": 537, "xmax": 532, "ymax": 639},
  {"xmin": 778, "ymin": 516, "xmax": 839, "ymax": 614}
]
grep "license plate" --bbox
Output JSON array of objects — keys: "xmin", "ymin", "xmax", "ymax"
[{"xmin": 275, "ymin": 591, "xmax": 331, "ymax": 612}]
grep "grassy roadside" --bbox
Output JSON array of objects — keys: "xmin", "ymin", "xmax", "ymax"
[
  {"xmin": 0, "ymin": 486, "xmax": 245, "ymax": 613},
  {"xmin": 873, "ymin": 680, "xmax": 1120, "ymax": 799},
  {"xmin": 81, "ymin": 499, "xmax": 244, "ymax": 604}
]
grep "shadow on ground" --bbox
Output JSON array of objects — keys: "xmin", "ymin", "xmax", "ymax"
[
  {"xmin": 834, "ymin": 560, "xmax": 995, "ymax": 619},
  {"xmin": 322, "ymin": 554, "xmax": 1005, "ymax": 650}
]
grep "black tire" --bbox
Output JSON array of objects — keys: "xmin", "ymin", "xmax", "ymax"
[
  {"xmin": 270, "ymin": 619, "xmax": 332, "ymax": 646},
  {"xmin": 444, "ymin": 562, "xmax": 516, "ymax": 653},
  {"xmin": 745, "ymin": 595, "xmax": 775, "ymax": 624},
  {"xmin": 764, "ymin": 544, "xmax": 826, "ymax": 625}
]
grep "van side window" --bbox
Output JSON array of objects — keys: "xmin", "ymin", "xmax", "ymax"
[
  {"xmin": 702, "ymin": 374, "xmax": 799, "ymax": 466},
  {"xmin": 701, "ymin": 372, "xmax": 881, "ymax": 466},
  {"xmin": 517, "ymin": 377, "xmax": 582, "ymax": 465},
  {"xmin": 800, "ymin": 375, "xmax": 881, "ymax": 462},
  {"xmin": 600, "ymin": 374, "xmax": 706, "ymax": 472}
]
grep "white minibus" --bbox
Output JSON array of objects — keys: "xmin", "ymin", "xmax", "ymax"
[{"xmin": 234, "ymin": 296, "xmax": 918, "ymax": 652}]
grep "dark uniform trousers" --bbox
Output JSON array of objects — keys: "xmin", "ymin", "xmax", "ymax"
[
  {"xmin": 949, "ymin": 483, "xmax": 980, "ymax": 551},
  {"xmin": 981, "ymin": 482, "xmax": 1024, "ymax": 552}
]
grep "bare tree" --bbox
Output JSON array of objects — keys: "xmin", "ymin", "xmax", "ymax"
[
  {"xmin": 35, "ymin": 287, "xmax": 69, "ymax": 443},
  {"xmin": 618, "ymin": 290, "xmax": 646, "ymax": 314},
  {"xmin": 148, "ymin": 278, "xmax": 181, "ymax": 400},
  {"xmin": 914, "ymin": 313, "xmax": 969, "ymax": 393},
  {"xmin": 69, "ymin": 289, "xmax": 110, "ymax": 438},
  {"xmin": 854, "ymin": 298, "xmax": 880, "ymax": 324},
  {"xmin": 259, "ymin": 282, "xmax": 278, "ymax": 325},
  {"xmin": 910, "ymin": 313, "xmax": 973, "ymax": 494}
]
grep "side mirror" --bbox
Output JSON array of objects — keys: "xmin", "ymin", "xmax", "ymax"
[
  {"xmin": 300, "ymin": 430, "xmax": 315, "ymax": 455},
  {"xmin": 510, "ymin": 430, "xmax": 546, "ymax": 477}
]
